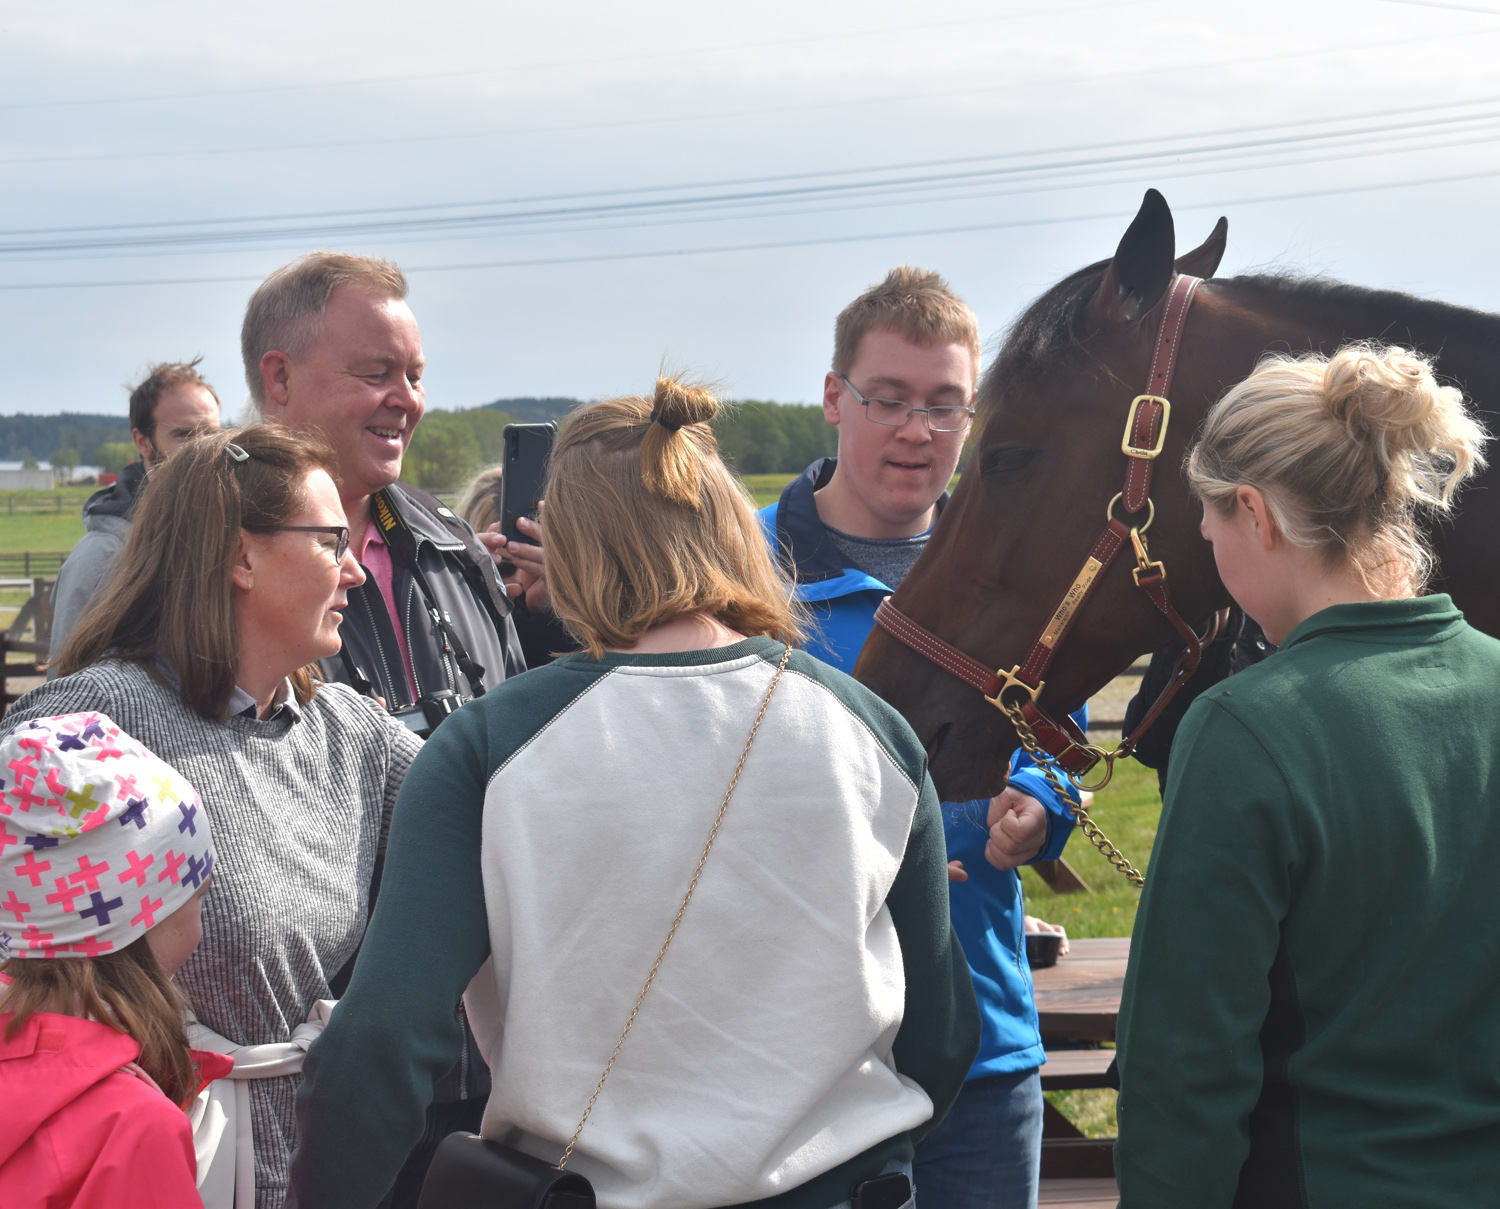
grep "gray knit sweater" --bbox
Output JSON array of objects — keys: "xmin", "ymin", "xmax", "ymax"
[{"xmin": 3, "ymin": 660, "xmax": 422, "ymax": 1208}]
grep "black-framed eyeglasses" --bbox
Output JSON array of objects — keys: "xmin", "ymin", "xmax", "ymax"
[
  {"xmin": 274, "ymin": 525, "xmax": 350, "ymax": 562},
  {"xmin": 839, "ymin": 374, "xmax": 974, "ymax": 433}
]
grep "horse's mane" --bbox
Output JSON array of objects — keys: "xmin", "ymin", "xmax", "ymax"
[{"xmin": 984, "ymin": 267, "xmax": 1500, "ymax": 420}]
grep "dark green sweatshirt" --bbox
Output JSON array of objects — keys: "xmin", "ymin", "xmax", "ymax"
[
  {"xmin": 285, "ymin": 638, "xmax": 978, "ymax": 1209},
  {"xmin": 1116, "ymin": 596, "xmax": 1500, "ymax": 1207}
]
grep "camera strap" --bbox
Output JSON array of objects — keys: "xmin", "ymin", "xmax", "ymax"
[
  {"xmin": 408, "ymin": 559, "xmax": 488, "ymax": 699},
  {"xmin": 371, "ymin": 487, "xmax": 491, "ymax": 699},
  {"xmin": 336, "ymin": 643, "xmax": 377, "ymax": 699}
]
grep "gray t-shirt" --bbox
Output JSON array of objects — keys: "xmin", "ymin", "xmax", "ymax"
[{"xmin": 823, "ymin": 523, "xmax": 931, "ymax": 590}]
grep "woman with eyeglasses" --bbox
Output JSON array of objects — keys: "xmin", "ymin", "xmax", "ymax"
[{"xmin": 3, "ymin": 424, "xmax": 420, "ymax": 1209}]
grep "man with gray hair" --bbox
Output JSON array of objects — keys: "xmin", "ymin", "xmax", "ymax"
[{"xmin": 242, "ymin": 251, "xmax": 524, "ymax": 1206}]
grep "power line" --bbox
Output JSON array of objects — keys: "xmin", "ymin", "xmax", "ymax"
[
  {"xmin": 5, "ymin": 163, "xmax": 1500, "ymax": 293},
  {"xmin": 3, "ymin": 24, "xmax": 1490, "ymax": 171},
  {"xmin": 0, "ymin": 0, "xmax": 1152, "ymax": 114},
  {"xmin": 5, "ymin": 103, "xmax": 1499, "ymax": 257},
  {"xmin": 22, "ymin": 90, "xmax": 1500, "ymax": 239}
]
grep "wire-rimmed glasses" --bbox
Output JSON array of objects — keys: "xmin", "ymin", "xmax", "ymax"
[
  {"xmin": 274, "ymin": 525, "xmax": 350, "ymax": 562},
  {"xmin": 838, "ymin": 374, "xmax": 974, "ymax": 432}
]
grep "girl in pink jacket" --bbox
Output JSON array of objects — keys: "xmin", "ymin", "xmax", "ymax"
[{"xmin": 0, "ymin": 712, "xmax": 228, "ymax": 1208}]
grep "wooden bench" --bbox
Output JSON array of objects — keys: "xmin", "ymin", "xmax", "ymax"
[
  {"xmin": 1038, "ymin": 1176, "xmax": 1118, "ymax": 1207},
  {"xmin": 1040, "ymin": 1048, "xmax": 1115, "ymax": 1091}
]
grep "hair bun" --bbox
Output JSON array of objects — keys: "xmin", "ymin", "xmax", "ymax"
[
  {"xmin": 640, "ymin": 376, "xmax": 720, "ymax": 508},
  {"xmin": 1321, "ymin": 344, "xmax": 1486, "ymax": 510},
  {"xmin": 652, "ymin": 377, "xmax": 718, "ymax": 432}
]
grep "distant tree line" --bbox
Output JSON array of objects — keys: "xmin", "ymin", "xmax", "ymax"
[
  {"xmin": 0, "ymin": 414, "xmax": 130, "ymax": 469},
  {"xmin": 404, "ymin": 398, "xmax": 834, "ymax": 488},
  {"xmin": 0, "ymin": 398, "xmax": 832, "ymax": 488},
  {"xmin": 712, "ymin": 401, "xmax": 836, "ymax": 475}
]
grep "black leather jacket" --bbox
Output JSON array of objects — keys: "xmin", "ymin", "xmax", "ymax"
[
  {"xmin": 320, "ymin": 482, "xmax": 525, "ymax": 709},
  {"xmin": 319, "ymin": 481, "xmax": 523, "ymax": 1108}
]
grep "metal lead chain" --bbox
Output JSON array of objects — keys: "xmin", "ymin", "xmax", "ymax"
[
  {"xmin": 996, "ymin": 696, "xmax": 1145, "ymax": 889},
  {"xmin": 557, "ymin": 644, "xmax": 794, "ymax": 1171}
]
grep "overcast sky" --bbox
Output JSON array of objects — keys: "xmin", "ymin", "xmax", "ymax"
[{"xmin": 2, "ymin": 0, "xmax": 1499, "ymax": 416}]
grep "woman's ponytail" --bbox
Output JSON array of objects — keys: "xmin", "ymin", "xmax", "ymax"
[{"xmin": 640, "ymin": 377, "xmax": 719, "ymax": 509}]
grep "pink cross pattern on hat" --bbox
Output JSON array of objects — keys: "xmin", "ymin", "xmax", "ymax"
[
  {"xmin": 9, "ymin": 780, "xmax": 44, "ymax": 813},
  {"xmin": 131, "ymin": 895, "xmax": 163, "ymax": 928},
  {"xmin": 45, "ymin": 876, "xmax": 83, "ymax": 912},
  {"xmin": 67, "ymin": 854, "xmax": 110, "ymax": 892},
  {"xmin": 43, "ymin": 767, "xmax": 70, "ymax": 800},
  {"xmin": 157, "ymin": 849, "xmax": 186, "ymax": 885},
  {"xmin": 113, "ymin": 772, "xmax": 140, "ymax": 800},
  {"xmin": 7, "ymin": 754, "xmax": 37, "ymax": 782},
  {"xmin": 0, "ymin": 820, "xmax": 15, "ymax": 853},
  {"xmin": 13, "ymin": 850, "xmax": 50, "ymax": 886},
  {"xmin": 1, "ymin": 890, "xmax": 29, "ymax": 923},
  {"xmin": 71, "ymin": 936, "xmax": 112, "ymax": 957},
  {"xmin": 119, "ymin": 850, "xmax": 154, "ymax": 887},
  {"xmin": 96, "ymin": 738, "xmax": 126, "ymax": 761},
  {"xmin": 21, "ymin": 925, "xmax": 58, "ymax": 957},
  {"xmin": 17, "ymin": 733, "xmax": 51, "ymax": 759}
]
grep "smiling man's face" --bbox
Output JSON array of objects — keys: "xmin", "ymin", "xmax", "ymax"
[
  {"xmin": 267, "ymin": 283, "xmax": 425, "ymax": 505},
  {"xmin": 818, "ymin": 326, "xmax": 974, "ymax": 538}
]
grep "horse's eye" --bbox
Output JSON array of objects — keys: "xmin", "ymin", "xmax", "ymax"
[{"xmin": 981, "ymin": 446, "xmax": 1037, "ymax": 477}]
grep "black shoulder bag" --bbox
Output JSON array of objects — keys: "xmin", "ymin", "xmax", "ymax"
[{"xmin": 417, "ymin": 647, "xmax": 792, "ymax": 1209}]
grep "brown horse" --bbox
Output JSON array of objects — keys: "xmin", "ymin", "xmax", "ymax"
[{"xmin": 853, "ymin": 189, "xmax": 1500, "ymax": 802}]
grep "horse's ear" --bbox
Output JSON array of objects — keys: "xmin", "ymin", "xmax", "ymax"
[
  {"xmin": 1086, "ymin": 189, "xmax": 1176, "ymax": 327},
  {"xmin": 1176, "ymin": 216, "xmax": 1228, "ymax": 279}
]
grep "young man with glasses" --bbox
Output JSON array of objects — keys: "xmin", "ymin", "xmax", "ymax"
[{"xmin": 760, "ymin": 267, "xmax": 1080, "ymax": 1209}]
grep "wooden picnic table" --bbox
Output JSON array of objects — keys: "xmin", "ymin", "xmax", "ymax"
[
  {"xmin": 1033, "ymin": 936, "xmax": 1129, "ymax": 1199},
  {"xmin": 1033, "ymin": 936, "xmax": 1129, "ymax": 1042}
]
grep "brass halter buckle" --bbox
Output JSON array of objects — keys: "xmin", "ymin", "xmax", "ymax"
[
  {"xmin": 984, "ymin": 664, "xmax": 1043, "ymax": 714},
  {"xmin": 1121, "ymin": 394, "xmax": 1171, "ymax": 459}
]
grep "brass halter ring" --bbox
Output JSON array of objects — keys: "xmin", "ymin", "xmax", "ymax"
[{"xmin": 1105, "ymin": 492, "xmax": 1154, "ymax": 533}]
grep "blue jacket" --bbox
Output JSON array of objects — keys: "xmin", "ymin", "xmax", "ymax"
[{"xmin": 760, "ymin": 458, "xmax": 1080, "ymax": 1077}]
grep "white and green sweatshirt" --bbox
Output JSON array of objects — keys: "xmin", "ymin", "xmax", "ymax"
[{"xmin": 288, "ymin": 637, "xmax": 979, "ymax": 1209}]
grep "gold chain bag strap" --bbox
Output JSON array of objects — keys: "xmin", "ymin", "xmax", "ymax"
[{"xmin": 418, "ymin": 644, "xmax": 795, "ymax": 1209}]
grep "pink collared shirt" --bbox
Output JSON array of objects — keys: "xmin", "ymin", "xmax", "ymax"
[{"xmin": 357, "ymin": 525, "xmax": 419, "ymax": 700}]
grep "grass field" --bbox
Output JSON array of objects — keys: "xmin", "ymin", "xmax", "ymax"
[
  {"xmin": 0, "ymin": 487, "xmax": 93, "ymax": 554},
  {"xmin": 1028, "ymin": 755, "xmax": 1160, "ymax": 1137}
]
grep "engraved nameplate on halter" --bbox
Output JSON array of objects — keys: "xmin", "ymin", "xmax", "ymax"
[{"xmin": 1039, "ymin": 557, "xmax": 1104, "ymax": 649}]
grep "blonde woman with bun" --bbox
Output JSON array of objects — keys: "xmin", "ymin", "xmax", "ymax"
[
  {"xmin": 1114, "ymin": 344, "xmax": 1498, "ymax": 1209},
  {"xmin": 289, "ymin": 378, "xmax": 980, "ymax": 1209}
]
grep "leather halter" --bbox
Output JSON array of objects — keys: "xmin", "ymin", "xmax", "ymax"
[{"xmin": 874, "ymin": 273, "xmax": 1223, "ymax": 786}]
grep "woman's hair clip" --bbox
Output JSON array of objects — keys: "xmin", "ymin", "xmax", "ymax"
[{"xmin": 226, "ymin": 443, "xmax": 250, "ymax": 463}]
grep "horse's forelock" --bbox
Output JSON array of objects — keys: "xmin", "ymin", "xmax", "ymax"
[{"xmin": 980, "ymin": 259, "xmax": 1111, "ymax": 424}]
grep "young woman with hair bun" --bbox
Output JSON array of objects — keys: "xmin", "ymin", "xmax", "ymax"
[
  {"xmin": 1115, "ymin": 344, "xmax": 1499, "ymax": 1208},
  {"xmin": 290, "ymin": 377, "xmax": 980, "ymax": 1209}
]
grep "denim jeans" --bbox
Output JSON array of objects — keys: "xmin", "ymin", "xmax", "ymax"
[{"xmin": 912, "ymin": 1068, "xmax": 1043, "ymax": 1209}]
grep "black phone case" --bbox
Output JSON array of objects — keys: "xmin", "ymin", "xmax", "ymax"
[{"xmin": 499, "ymin": 423, "xmax": 556, "ymax": 547}]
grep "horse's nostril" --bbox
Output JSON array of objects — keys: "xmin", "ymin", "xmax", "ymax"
[{"xmin": 926, "ymin": 722, "xmax": 951, "ymax": 765}]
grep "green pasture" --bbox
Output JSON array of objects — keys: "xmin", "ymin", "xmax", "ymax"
[
  {"xmin": 0, "ymin": 487, "xmax": 92, "ymax": 553},
  {"xmin": 1028, "ymin": 755, "xmax": 1160, "ymax": 1137},
  {"xmin": 741, "ymin": 473, "xmax": 798, "ymax": 507}
]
